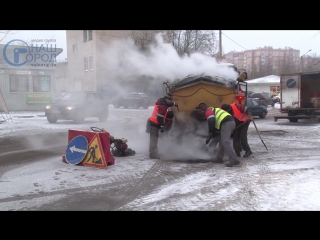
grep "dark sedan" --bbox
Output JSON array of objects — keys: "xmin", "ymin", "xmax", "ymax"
[
  {"xmin": 246, "ymin": 98, "xmax": 268, "ymax": 118},
  {"xmin": 113, "ymin": 92, "xmax": 150, "ymax": 109},
  {"xmin": 45, "ymin": 91, "xmax": 109, "ymax": 123}
]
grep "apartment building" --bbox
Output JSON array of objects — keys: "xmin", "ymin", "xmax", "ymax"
[
  {"xmin": 65, "ymin": 30, "xmax": 167, "ymax": 98},
  {"xmin": 225, "ymin": 47, "xmax": 301, "ymax": 78}
]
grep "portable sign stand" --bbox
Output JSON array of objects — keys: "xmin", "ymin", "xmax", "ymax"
[{"xmin": 62, "ymin": 129, "xmax": 115, "ymax": 169}]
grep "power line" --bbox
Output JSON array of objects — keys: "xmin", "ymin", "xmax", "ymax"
[
  {"xmin": 221, "ymin": 32, "xmax": 248, "ymax": 51},
  {"xmin": 312, "ymin": 31, "xmax": 320, "ymax": 38}
]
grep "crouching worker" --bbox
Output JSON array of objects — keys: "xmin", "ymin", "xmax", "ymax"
[
  {"xmin": 146, "ymin": 92, "xmax": 178, "ymax": 159},
  {"xmin": 198, "ymin": 102, "xmax": 241, "ymax": 167},
  {"xmin": 109, "ymin": 135, "xmax": 136, "ymax": 157}
]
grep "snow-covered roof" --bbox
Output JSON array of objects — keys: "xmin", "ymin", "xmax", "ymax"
[{"xmin": 246, "ymin": 75, "xmax": 280, "ymax": 84}]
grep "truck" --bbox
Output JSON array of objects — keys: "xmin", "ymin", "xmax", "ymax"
[
  {"xmin": 274, "ymin": 71, "xmax": 320, "ymax": 123},
  {"xmin": 164, "ymin": 63, "xmax": 248, "ymax": 139}
]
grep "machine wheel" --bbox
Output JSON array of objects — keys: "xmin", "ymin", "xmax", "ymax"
[
  {"xmin": 143, "ymin": 104, "xmax": 149, "ymax": 109},
  {"xmin": 47, "ymin": 115, "xmax": 57, "ymax": 123},
  {"xmin": 289, "ymin": 118, "xmax": 298, "ymax": 122},
  {"xmin": 288, "ymin": 111, "xmax": 298, "ymax": 122},
  {"xmin": 271, "ymin": 102, "xmax": 275, "ymax": 107},
  {"xmin": 259, "ymin": 111, "xmax": 267, "ymax": 119},
  {"xmin": 113, "ymin": 103, "xmax": 120, "ymax": 108}
]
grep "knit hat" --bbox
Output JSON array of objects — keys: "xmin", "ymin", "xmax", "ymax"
[
  {"xmin": 164, "ymin": 93, "xmax": 173, "ymax": 100},
  {"xmin": 221, "ymin": 104, "xmax": 231, "ymax": 111}
]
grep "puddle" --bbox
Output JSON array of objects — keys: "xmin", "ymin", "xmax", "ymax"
[
  {"xmin": 14, "ymin": 115, "xmax": 46, "ymax": 118},
  {"xmin": 260, "ymin": 130, "xmax": 287, "ymax": 135},
  {"xmin": 15, "ymin": 116, "xmax": 35, "ymax": 118},
  {"xmin": 173, "ymin": 159, "xmax": 215, "ymax": 164}
]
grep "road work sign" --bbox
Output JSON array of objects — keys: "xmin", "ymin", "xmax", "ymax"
[
  {"xmin": 65, "ymin": 135, "xmax": 88, "ymax": 165},
  {"xmin": 82, "ymin": 133, "xmax": 107, "ymax": 169}
]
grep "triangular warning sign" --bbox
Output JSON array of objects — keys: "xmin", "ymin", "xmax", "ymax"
[{"xmin": 82, "ymin": 134, "xmax": 107, "ymax": 169}]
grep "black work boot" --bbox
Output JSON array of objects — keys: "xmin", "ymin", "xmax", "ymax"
[
  {"xmin": 225, "ymin": 159, "xmax": 240, "ymax": 167},
  {"xmin": 211, "ymin": 158, "xmax": 223, "ymax": 164},
  {"xmin": 236, "ymin": 152, "xmax": 241, "ymax": 157},
  {"xmin": 243, "ymin": 150, "xmax": 252, "ymax": 158},
  {"xmin": 149, "ymin": 153, "xmax": 160, "ymax": 159}
]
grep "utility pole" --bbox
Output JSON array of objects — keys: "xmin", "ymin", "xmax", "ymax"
[
  {"xmin": 299, "ymin": 49, "xmax": 311, "ymax": 72},
  {"xmin": 219, "ymin": 30, "xmax": 222, "ymax": 61}
]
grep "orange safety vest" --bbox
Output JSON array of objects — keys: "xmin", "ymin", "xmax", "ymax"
[
  {"xmin": 150, "ymin": 105, "xmax": 172, "ymax": 127},
  {"xmin": 230, "ymin": 103, "xmax": 248, "ymax": 122}
]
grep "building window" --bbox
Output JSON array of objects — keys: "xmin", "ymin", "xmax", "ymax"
[
  {"xmin": 84, "ymin": 57, "xmax": 88, "ymax": 71},
  {"xmin": 83, "ymin": 30, "xmax": 87, "ymax": 42},
  {"xmin": 88, "ymin": 30, "xmax": 93, "ymax": 40},
  {"xmin": 89, "ymin": 56, "xmax": 93, "ymax": 70},
  {"xmin": 33, "ymin": 76, "xmax": 51, "ymax": 92},
  {"xmin": 10, "ymin": 75, "xmax": 29, "ymax": 92},
  {"xmin": 72, "ymin": 43, "xmax": 78, "ymax": 53},
  {"xmin": 83, "ymin": 30, "xmax": 93, "ymax": 42}
]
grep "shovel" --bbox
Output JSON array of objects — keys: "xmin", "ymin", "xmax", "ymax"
[{"xmin": 251, "ymin": 119, "xmax": 268, "ymax": 151}]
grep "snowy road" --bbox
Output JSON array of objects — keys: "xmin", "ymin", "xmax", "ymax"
[{"xmin": 1, "ymin": 104, "xmax": 320, "ymax": 211}]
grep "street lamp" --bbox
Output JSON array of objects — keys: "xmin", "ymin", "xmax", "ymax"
[{"xmin": 299, "ymin": 49, "xmax": 312, "ymax": 72}]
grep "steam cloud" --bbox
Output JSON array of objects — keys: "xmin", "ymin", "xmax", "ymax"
[
  {"xmin": 102, "ymin": 33, "xmax": 237, "ymax": 161},
  {"xmin": 103, "ymin": 33, "xmax": 238, "ymax": 84}
]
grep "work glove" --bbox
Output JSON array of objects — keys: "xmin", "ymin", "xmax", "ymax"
[
  {"xmin": 173, "ymin": 102, "xmax": 178, "ymax": 107},
  {"xmin": 246, "ymin": 109, "xmax": 253, "ymax": 120},
  {"xmin": 160, "ymin": 126, "xmax": 165, "ymax": 133}
]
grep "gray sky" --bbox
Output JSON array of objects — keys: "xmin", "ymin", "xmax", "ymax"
[
  {"xmin": 1, "ymin": 30, "xmax": 320, "ymax": 61},
  {"xmin": 220, "ymin": 30, "xmax": 320, "ymax": 57}
]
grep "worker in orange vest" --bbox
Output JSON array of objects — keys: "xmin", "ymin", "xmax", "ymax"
[
  {"xmin": 146, "ymin": 93, "xmax": 178, "ymax": 159},
  {"xmin": 221, "ymin": 102, "xmax": 253, "ymax": 158}
]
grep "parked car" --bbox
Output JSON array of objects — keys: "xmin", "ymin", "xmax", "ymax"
[
  {"xmin": 244, "ymin": 90, "xmax": 254, "ymax": 98},
  {"xmin": 246, "ymin": 98, "xmax": 268, "ymax": 118},
  {"xmin": 248, "ymin": 92, "xmax": 275, "ymax": 107},
  {"xmin": 45, "ymin": 91, "xmax": 109, "ymax": 123},
  {"xmin": 113, "ymin": 92, "xmax": 150, "ymax": 109}
]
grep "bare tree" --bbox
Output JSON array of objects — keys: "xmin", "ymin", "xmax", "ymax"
[
  {"xmin": 305, "ymin": 54, "xmax": 320, "ymax": 72},
  {"xmin": 128, "ymin": 30, "xmax": 165, "ymax": 50},
  {"xmin": 166, "ymin": 30, "xmax": 218, "ymax": 57},
  {"xmin": 0, "ymin": 30, "xmax": 18, "ymax": 43}
]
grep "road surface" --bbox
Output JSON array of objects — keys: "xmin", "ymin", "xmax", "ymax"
[{"xmin": 1, "ymin": 105, "xmax": 320, "ymax": 211}]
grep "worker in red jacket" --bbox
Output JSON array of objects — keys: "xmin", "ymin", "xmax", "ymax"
[
  {"xmin": 221, "ymin": 102, "xmax": 253, "ymax": 158},
  {"xmin": 147, "ymin": 93, "xmax": 178, "ymax": 159}
]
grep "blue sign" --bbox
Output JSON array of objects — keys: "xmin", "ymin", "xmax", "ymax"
[
  {"xmin": 65, "ymin": 135, "xmax": 88, "ymax": 165},
  {"xmin": 286, "ymin": 78, "xmax": 296, "ymax": 88}
]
